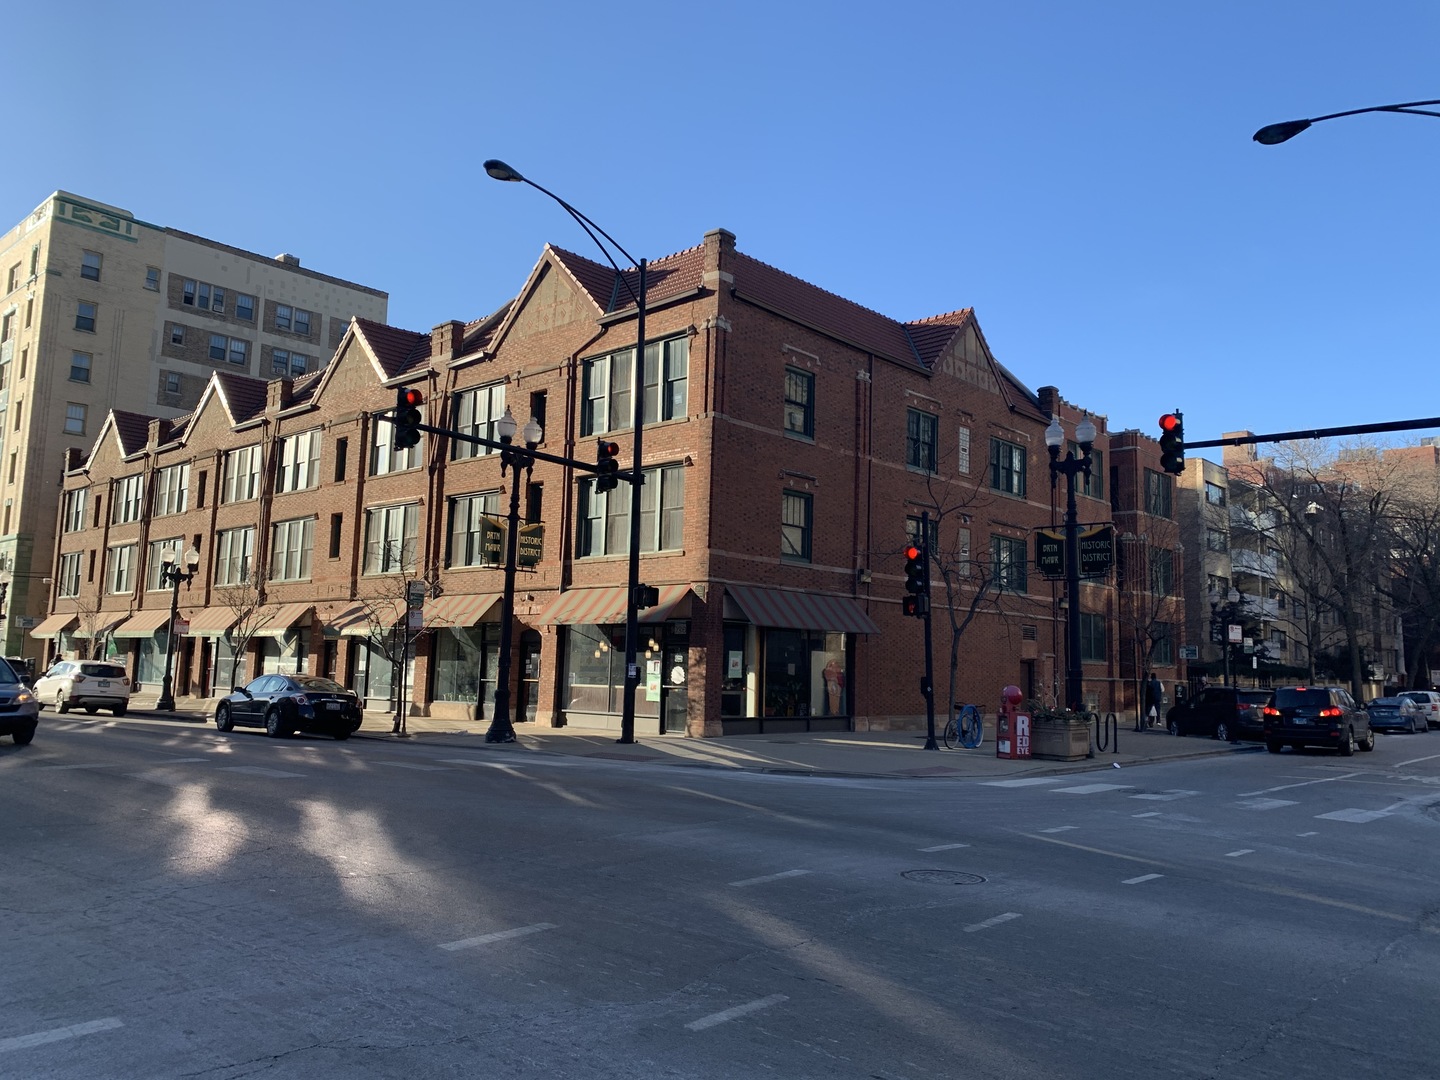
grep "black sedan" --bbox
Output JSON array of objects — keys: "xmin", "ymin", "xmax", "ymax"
[{"xmin": 215, "ymin": 674, "xmax": 363, "ymax": 739}]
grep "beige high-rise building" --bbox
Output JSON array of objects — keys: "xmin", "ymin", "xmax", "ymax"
[{"xmin": 0, "ymin": 192, "xmax": 387, "ymax": 657}]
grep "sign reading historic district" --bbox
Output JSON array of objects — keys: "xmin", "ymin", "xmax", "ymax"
[{"xmin": 1034, "ymin": 525, "xmax": 1114, "ymax": 580}]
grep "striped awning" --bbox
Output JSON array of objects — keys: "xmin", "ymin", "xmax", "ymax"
[
  {"xmin": 331, "ymin": 599, "xmax": 407, "ymax": 637},
  {"xmin": 423, "ymin": 593, "xmax": 501, "ymax": 628},
  {"xmin": 72, "ymin": 612, "xmax": 130, "ymax": 639},
  {"xmin": 186, "ymin": 606, "xmax": 238, "ymax": 637},
  {"xmin": 249, "ymin": 603, "xmax": 316, "ymax": 639},
  {"xmin": 538, "ymin": 584, "xmax": 692, "ymax": 626},
  {"xmin": 112, "ymin": 608, "xmax": 174, "ymax": 638},
  {"xmin": 31, "ymin": 613, "xmax": 77, "ymax": 639},
  {"xmin": 725, "ymin": 585, "xmax": 880, "ymax": 635}
]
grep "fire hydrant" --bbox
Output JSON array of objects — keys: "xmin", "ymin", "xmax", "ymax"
[{"xmin": 996, "ymin": 684, "xmax": 1032, "ymax": 759}]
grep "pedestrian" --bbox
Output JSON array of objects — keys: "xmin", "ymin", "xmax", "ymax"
[
  {"xmin": 1137, "ymin": 672, "xmax": 1152, "ymax": 732},
  {"xmin": 1146, "ymin": 672, "xmax": 1164, "ymax": 729}
]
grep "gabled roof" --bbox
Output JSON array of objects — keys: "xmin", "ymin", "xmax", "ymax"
[
  {"xmin": 351, "ymin": 318, "xmax": 431, "ymax": 381},
  {"xmin": 547, "ymin": 243, "xmax": 707, "ymax": 314},
  {"xmin": 212, "ymin": 372, "xmax": 269, "ymax": 425},
  {"xmin": 110, "ymin": 410, "xmax": 154, "ymax": 457}
]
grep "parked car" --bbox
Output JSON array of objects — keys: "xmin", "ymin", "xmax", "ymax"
[
  {"xmin": 1396, "ymin": 690, "xmax": 1440, "ymax": 730},
  {"xmin": 0, "ymin": 659, "xmax": 38, "ymax": 744},
  {"xmin": 1262, "ymin": 686, "xmax": 1373, "ymax": 755},
  {"xmin": 34, "ymin": 660, "xmax": 131, "ymax": 716},
  {"xmin": 3, "ymin": 656, "xmax": 34, "ymax": 686},
  {"xmin": 1166, "ymin": 687, "xmax": 1272, "ymax": 742},
  {"xmin": 1365, "ymin": 696, "xmax": 1426, "ymax": 734},
  {"xmin": 215, "ymin": 674, "xmax": 362, "ymax": 739}
]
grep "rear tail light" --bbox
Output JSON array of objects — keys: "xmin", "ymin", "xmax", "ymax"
[
  {"xmin": 1319, "ymin": 706, "xmax": 1342, "ymax": 718},
  {"xmin": 72, "ymin": 674, "xmax": 86, "ymax": 684},
  {"xmin": 1263, "ymin": 705, "xmax": 1280, "ymax": 717}
]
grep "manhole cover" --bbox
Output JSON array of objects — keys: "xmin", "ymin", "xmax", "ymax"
[{"xmin": 902, "ymin": 869, "xmax": 986, "ymax": 885}]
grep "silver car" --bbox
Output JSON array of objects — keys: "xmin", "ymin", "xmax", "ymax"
[
  {"xmin": 34, "ymin": 660, "xmax": 131, "ymax": 717},
  {"xmin": 1397, "ymin": 690, "xmax": 1440, "ymax": 730}
]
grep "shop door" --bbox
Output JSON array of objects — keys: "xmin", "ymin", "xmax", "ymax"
[
  {"xmin": 662, "ymin": 647, "xmax": 688, "ymax": 733},
  {"xmin": 517, "ymin": 631, "xmax": 541, "ymax": 725}
]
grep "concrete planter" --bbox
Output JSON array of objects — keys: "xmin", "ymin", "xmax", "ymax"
[{"xmin": 1031, "ymin": 717, "xmax": 1091, "ymax": 761}]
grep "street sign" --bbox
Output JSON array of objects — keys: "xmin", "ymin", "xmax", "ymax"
[
  {"xmin": 1179, "ymin": 645, "xmax": 1199, "ymax": 660},
  {"xmin": 516, "ymin": 523, "xmax": 545, "ymax": 568},
  {"xmin": 1228, "ymin": 624, "xmax": 1243, "ymax": 643},
  {"xmin": 406, "ymin": 580, "xmax": 427, "ymax": 607},
  {"xmin": 407, "ymin": 608, "xmax": 423, "ymax": 630},
  {"xmin": 481, "ymin": 516, "xmax": 504, "ymax": 565},
  {"xmin": 1035, "ymin": 529, "xmax": 1064, "ymax": 579},
  {"xmin": 172, "ymin": 618, "xmax": 190, "ymax": 635},
  {"xmin": 1078, "ymin": 526, "xmax": 1114, "ymax": 579}
]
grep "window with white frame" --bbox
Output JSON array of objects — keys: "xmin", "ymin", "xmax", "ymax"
[
  {"xmin": 235, "ymin": 294, "xmax": 255, "ymax": 321},
  {"xmin": 81, "ymin": 251, "xmax": 102, "ymax": 281},
  {"xmin": 293, "ymin": 309, "xmax": 311, "ymax": 335},
  {"xmin": 214, "ymin": 526, "xmax": 255, "ymax": 586},
  {"xmin": 781, "ymin": 489, "xmax": 813, "ymax": 562},
  {"xmin": 107, "ymin": 543, "xmax": 136, "ymax": 594},
  {"xmin": 222, "ymin": 445, "xmax": 262, "ymax": 503},
  {"xmin": 580, "ymin": 337, "xmax": 689, "ymax": 436},
  {"xmin": 448, "ymin": 491, "xmax": 501, "ymax": 567},
  {"xmin": 75, "ymin": 301, "xmax": 96, "ymax": 332},
  {"xmin": 270, "ymin": 517, "xmax": 314, "ymax": 581},
  {"xmin": 576, "ymin": 464, "xmax": 684, "ymax": 557},
  {"xmin": 784, "ymin": 368, "xmax": 814, "ymax": 438},
  {"xmin": 276, "ymin": 304, "xmax": 313, "ymax": 333},
  {"xmin": 64, "ymin": 403, "xmax": 86, "ymax": 435},
  {"xmin": 363, "ymin": 503, "xmax": 418, "ymax": 574},
  {"xmin": 70, "ymin": 351, "xmax": 91, "ymax": 383},
  {"xmin": 451, "ymin": 383, "xmax": 505, "ymax": 461},
  {"xmin": 62, "ymin": 489, "xmax": 87, "ymax": 533},
  {"xmin": 145, "ymin": 538, "xmax": 183, "ymax": 591},
  {"xmin": 165, "ymin": 372, "xmax": 181, "ymax": 394},
  {"xmin": 154, "ymin": 463, "xmax": 189, "ymax": 516},
  {"xmin": 956, "ymin": 425, "xmax": 971, "ymax": 475},
  {"xmin": 58, "ymin": 551, "xmax": 82, "ymax": 597},
  {"xmin": 370, "ymin": 413, "xmax": 421, "ymax": 475},
  {"xmin": 907, "ymin": 409, "xmax": 938, "ymax": 473},
  {"xmin": 112, "ymin": 474, "xmax": 144, "ymax": 524},
  {"xmin": 276, "ymin": 429, "xmax": 321, "ymax": 493},
  {"xmin": 144, "ymin": 267, "xmax": 160, "ymax": 291},
  {"xmin": 991, "ymin": 534, "xmax": 1028, "ymax": 592}
]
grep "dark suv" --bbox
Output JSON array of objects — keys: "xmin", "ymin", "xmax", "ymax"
[
  {"xmin": 1166, "ymin": 687, "xmax": 1271, "ymax": 742},
  {"xmin": 1263, "ymin": 686, "xmax": 1374, "ymax": 755}
]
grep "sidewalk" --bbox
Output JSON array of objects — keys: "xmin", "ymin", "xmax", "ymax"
[{"xmin": 116, "ymin": 698, "xmax": 1259, "ymax": 780}]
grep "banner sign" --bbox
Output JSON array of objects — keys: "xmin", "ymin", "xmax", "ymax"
[
  {"xmin": 1036, "ymin": 529, "xmax": 1065, "ymax": 579},
  {"xmin": 481, "ymin": 516, "xmax": 504, "ymax": 566},
  {"xmin": 516, "ymin": 523, "xmax": 545, "ymax": 568},
  {"xmin": 1078, "ymin": 526, "xmax": 1114, "ymax": 579}
]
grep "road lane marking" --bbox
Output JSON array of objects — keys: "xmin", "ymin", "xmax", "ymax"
[
  {"xmin": 438, "ymin": 922, "xmax": 556, "ymax": 951},
  {"xmin": 1224, "ymin": 849, "xmax": 1255, "ymax": 858},
  {"xmin": 128, "ymin": 770, "xmax": 195, "ymax": 786},
  {"xmin": 1041, "ymin": 826, "xmax": 1078, "ymax": 833},
  {"xmin": 1130, "ymin": 790, "xmax": 1200, "ymax": 801},
  {"xmin": 1238, "ymin": 798, "xmax": 1299, "ymax": 810},
  {"xmin": 729, "ymin": 869, "xmax": 811, "ymax": 888},
  {"xmin": 1132, "ymin": 811, "xmax": 1161, "ymax": 818},
  {"xmin": 1239, "ymin": 773, "xmax": 1360, "ymax": 797},
  {"xmin": 1298, "ymin": 831, "xmax": 1319, "ymax": 836},
  {"xmin": 981, "ymin": 778, "xmax": 1065, "ymax": 787},
  {"xmin": 219, "ymin": 766, "xmax": 306, "ymax": 778},
  {"xmin": 963, "ymin": 912, "xmax": 1022, "ymax": 933},
  {"xmin": 37, "ymin": 763, "xmax": 120, "ymax": 771},
  {"xmin": 1123, "ymin": 874, "xmax": 1164, "ymax": 885},
  {"xmin": 0, "ymin": 1017, "xmax": 122, "ymax": 1054},
  {"xmin": 1317, "ymin": 808, "xmax": 1390, "ymax": 823},
  {"xmin": 919, "ymin": 843, "xmax": 969, "ymax": 851},
  {"xmin": 1021, "ymin": 833, "xmax": 1166, "ymax": 866},
  {"xmin": 1052, "ymin": 783, "xmax": 1131, "ymax": 794},
  {"xmin": 1395, "ymin": 752, "xmax": 1440, "ymax": 768},
  {"xmin": 686, "ymin": 994, "xmax": 788, "ymax": 1031},
  {"xmin": 375, "ymin": 761, "xmax": 452, "ymax": 771}
]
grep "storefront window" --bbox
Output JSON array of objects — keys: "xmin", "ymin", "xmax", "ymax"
[
  {"xmin": 136, "ymin": 633, "xmax": 167, "ymax": 684},
  {"xmin": 259, "ymin": 630, "xmax": 310, "ymax": 675},
  {"xmin": 763, "ymin": 630, "xmax": 847, "ymax": 718},
  {"xmin": 563, "ymin": 623, "xmax": 659, "ymax": 717},
  {"xmin": 433, "ymin": 625, "xmax": 500, "ymax": 710},
  {"xmin": 213, "ymin": 638, "xmax": 247, "ymax": 690},
  {"xmin": 721, "ymin": 623, "xmax": 752, "ymax": 717}
]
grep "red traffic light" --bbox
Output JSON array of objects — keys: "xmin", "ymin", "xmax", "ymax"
[
  {"xmin": 905, "ymin": 545, "xmax": 921, "ymax": 561},
  {"xmin": 1159, "ymin": 413, "xmax": 1179, "ymax": 432},
  {"xmin": 399, "ymin": 387, "xmax": 424, "ymax": 407},
  {"xmin": 597, "ymin": 440, "xmax": 619, "ymax": 459}
]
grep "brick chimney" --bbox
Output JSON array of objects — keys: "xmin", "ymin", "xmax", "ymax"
[
  {"xmin": 431, "ymin": 320, "xmax": 465, "ymax": 361},
  {"xmin": 703, "ymin": 228, "xmax": 736, "ymax": 290},
  {"xmin": 147, "ymin": 418, "xmax": 172, "ymax": 448},
  {"xmin": 62, "ymin": 447, "xmax": 85, "ymax": 472},
  {"xmin": 1037, "ymin": 386, "xmax": 1061, "ymax": 417},
  {"xmin": 266, "ymin": 378, "xmax": 293, "ymax": 412}
]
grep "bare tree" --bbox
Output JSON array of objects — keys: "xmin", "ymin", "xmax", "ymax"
[
  {"xmin": 352, "ymin": 540, "xmax": 440, "ymax": 734},
  {"xmin": 1116, "ymin": 520, "xmax": 1184, "ymax": 705},
  {"xmin": 214, "ymin": 567, "xmax": 273, "ymax": 690},
  {"xmin": 70, "ymin": 589, "xmax": 116, "ymax": 662},
  {"xmin": 1377, "ymin": 459, "xmax": 1440, "ymax": 688}
]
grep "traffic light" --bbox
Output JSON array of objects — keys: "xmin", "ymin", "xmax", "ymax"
[
  {"xmin": 903, "ymin": 542, "xmax": 929, "ymax": 618},
  {"xmin": 1158, "ymin": 411, "xmax": 1185, "ymax": 475},
  {"xmin": 595, "ymin": 439, "xmax": 621, "ymax": 492},
  {"xmin": 393, "ymin": 387, "xmax": 424, "ymax": 449}
]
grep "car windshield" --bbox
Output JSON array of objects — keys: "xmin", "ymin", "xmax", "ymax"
[
  {"xmin": 1274, "ymin": 688, "xmax": 1331, "ymax": 709},
  {"xmin": 290, "ymin": 675, "xmax": 349, "ymax": 694},
  {"xmin": 0, "ymin": 664, "xmax": 18, "ymax": 685}
]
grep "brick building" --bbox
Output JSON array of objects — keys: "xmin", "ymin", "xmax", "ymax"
[{"xmin": 36, "ymin": 228, "xmax": 1180, "ymax": 734}]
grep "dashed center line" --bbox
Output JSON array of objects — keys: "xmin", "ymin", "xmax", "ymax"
[
  {"xmin": 0, "ymin": 1018, "xmax": 123, "ymax": 1054},
  {"xmin": 1052, "ymin": 783, "xmax": 1132, "ymax": 794},
  {"xmin": 1132, "ymin": 811, "xmax": 1161, "ymax": 818},
  {"xmin": 1224, "ymin": 849, "xmax": 1255, "ymax": 858},
  {"xmin": 963, "ymin": 912, "xmax": 1022, "ymax": 933},
  {"xmin": 1238, "ymin": 798, "xmax": 1299, "ymax": 811},
  {"xmin": 1040, "ymin": 826, "xmax": 1078, "ymax": 833},
  {"xmin": 729, "ymin": 869, "xmax": 811, "ymax": 888},
  {"xmin": 919, "ymin": 843, "xmax": 969, "ymax": 852},
  {"xmin": 686, "ymin": 994, "xmax": 788, "ymax": 1031},
  {"xmin": 1316, "ymin": 808, "xmax": 1390, "ymax": 823},
  {"xmin": 1123, "ymin": 873, "xmax": 1164, "ymax": 885},
  {"xmin": 438, "ymin": 922, "xmax": 556, "ymax": 951},
  {"xmin": 219, "ymin": 766, "xmax": 306, "ymax": 778}
]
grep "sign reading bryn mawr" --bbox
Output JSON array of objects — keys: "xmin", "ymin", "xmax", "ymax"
[
  {"xmin": 1034, "ymin": 525, "xmax": 1115, "ymax": 580},
  {"xmin": 1036, "ymin": 530, "xmax": 1065, "ymax": 580}
]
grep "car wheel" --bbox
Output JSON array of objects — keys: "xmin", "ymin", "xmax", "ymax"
[
  {"xmin": 333, "ymin": 728, "xmax": 350, "ymax": 741},
  {"xmin": 1168, "ymin": 718, "xmax": 1181, "ymax": 737},
  {"xmin": 265, "ymin": 706, "xmax": 288, "ymax": 738},
  {"xmin": 12, "ymin": 725, "xmax": 34, "ymax": 745},
  {"xmin": 56, "ymin": 692, "xmax": 70, "ymax": 714},
  {"xmin": 112, "ymin": 704, "xmax": 126, "ymax": 717},
  {"xmin": 1216, "ymin": 720, "xmax": 1232, "ymax": 743},
  {"xmin": 1360, "ymin": 729, "xmax": 1376, "ymax": 752},
  {"xmin": 84, "ymin": 705, "xmax": 99, "ymax": 715},
  {"xmin": 1339, "ymin": 728, "xmax": 1356, "ymax": 756},
  {"xmin": 1267, "ymin": 741, "xmax": 1283, "ymax": 754},
  {"xmin": 215, "ymin": 703, "xmax": 234, "ymax": 732}
]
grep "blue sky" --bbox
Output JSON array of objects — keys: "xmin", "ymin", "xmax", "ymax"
[{"xmin": 15, "ymin": 2, "xmax": 1440, "ymax": 456}]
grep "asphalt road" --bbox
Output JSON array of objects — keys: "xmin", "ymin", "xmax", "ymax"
[{"xmin": 5, "ymin": 720, "xmax": 1440, "ymax": 1079}]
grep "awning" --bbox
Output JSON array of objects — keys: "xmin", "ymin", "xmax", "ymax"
[
  {"xmin": 30, "ymin": 613, "xmax": 77, "ymax": 639},
  {"xmin": 112, "ymin": 609, "xmax": 174, "ymax": 638},
  {"xmin": 332, "ymin": 599, "xmax": 406, "ymax": 637},
  {"xmin": 72, "ymin": 612, "xmax": 130, "ymax": 639},
  {"xmin": 248, "ymin": 603, "xmax": 316, "ymax": 639},
  {"xmin": 424, "ymin": 593, "xmax": 501, "ymax": 628},
  {"xmin": 725, "ymin": 585, "xmax": 881, "ymax": 635},
  {"xmin": 538, "ymin": 584, "xmax": 692, "ymax": 626},
  {"xmin": 186, "ymin": 606, "xmax": 238, "ymax": 637}
]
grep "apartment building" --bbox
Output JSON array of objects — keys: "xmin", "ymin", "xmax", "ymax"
[
  {"xmin": 39, "ymin": 227, "xmax": 1180, "ymax": 735},
  {"xmin": 0, "ymin": 191, "xmax": 387, "ymax": 658}
]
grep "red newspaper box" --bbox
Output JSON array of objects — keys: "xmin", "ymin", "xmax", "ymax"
[{"xmin": 995, "ymin": 684, "xmax": 1031, "ymax": 759}]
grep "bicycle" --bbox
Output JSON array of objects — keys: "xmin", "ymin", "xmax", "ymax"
[{"xmin": 943, "ymin": 704, "xmax": 985, "ymax": 749}]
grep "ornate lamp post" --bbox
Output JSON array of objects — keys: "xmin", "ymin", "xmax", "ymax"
[
  {"xmin": 484, "ymin": 407, "xmax": 543, "ymax": 744},
  {"xmin": 1254, "ymin": 99, "xmax": 1440, "ymax": 145},
  {"xmin": 483, "ymin": 158, "xmax": 648, "ymax": 744},
  {"xmin": 1045, "ymin": 413, "xmax": 1097, "ymax": 713},
  {"xmin": 156, "ymin": 543, "xmax": 201, "ymax": 711}
]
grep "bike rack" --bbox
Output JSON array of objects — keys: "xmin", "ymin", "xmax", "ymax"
[{"xmin": 1094, "ymin": 711, "xmax": 1119, "ymax": 754}]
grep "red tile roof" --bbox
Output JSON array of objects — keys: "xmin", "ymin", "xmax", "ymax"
[
  {"xmin": 109, "ymin": 410, "xmax": 153, "ymax": 457},
  {"xmin": 352, "ymin": 318, "xmax": 431, "ymax": 380},
  {"xmin": 213, "ymin": 372, "xmax": 269, "ymax": 424}
]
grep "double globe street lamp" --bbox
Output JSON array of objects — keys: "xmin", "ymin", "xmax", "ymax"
[
  {"xmin": 1044, "ymin": 413, "xmax": 1097, "ymax": 714},
  {"xmin": 484, "ymin": 408, "xmax": 543, "ymax": 745},
  {"xmin": 156, "ymin": 543, "xmax": 201, "ymax": 711}
]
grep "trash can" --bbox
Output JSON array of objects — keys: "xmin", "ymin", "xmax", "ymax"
[{"xmin": 996, "ymin": 684, "xmax": 1031, "ymax": 759}]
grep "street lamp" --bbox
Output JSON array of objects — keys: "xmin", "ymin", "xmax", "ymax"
[
  {"xmin": 484, "ymin": 407, "xmax": 543, "ymax": 744},
  {"xmin": 1210, "ymin": 586, "xmax": 1243, "ymax": 688},
  {"xmin": 156, "ymin": 542, "xmax": 201, "ymax": 711},
  {"xmin": 1254, "ymin": 99, "xmax": 1440, "ymax": 145},
  {"xmin": 1045, "ymin": 413, "xmax": 1096, "ymax": 713},
  {"xmin": 484, "ymin": 158, "xmax": 648, "ymax": 744}
]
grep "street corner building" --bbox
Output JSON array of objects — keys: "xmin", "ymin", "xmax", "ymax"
[{"xmin": 35, "ymin": 226, "xmax": 1187, "ymax": 737}]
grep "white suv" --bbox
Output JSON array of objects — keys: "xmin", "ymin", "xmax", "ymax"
[
  {"xmin": 1398, "ymin": 690, "xmax": 1440, "ymax": 731},
  {"xmin": 35, "ymin": 660, "xmax": 131, "ymax": 717}
]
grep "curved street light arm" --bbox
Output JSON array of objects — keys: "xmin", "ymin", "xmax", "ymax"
[{"xmin": 1255, "ymin": 98, "xmax": 1440, "ymax": 144}]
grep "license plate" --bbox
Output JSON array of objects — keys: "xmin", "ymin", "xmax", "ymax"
[
  {"xmin": 98, "ymin": 680, "xmax": 110, "ymax": 688},
  {"xmin": 325, "ymin": 701, "xmax": 343, "ymax": 710},
  {"xmin": 1294, "ymin": 718, "xmax": 1308, "ymax": 725}
]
